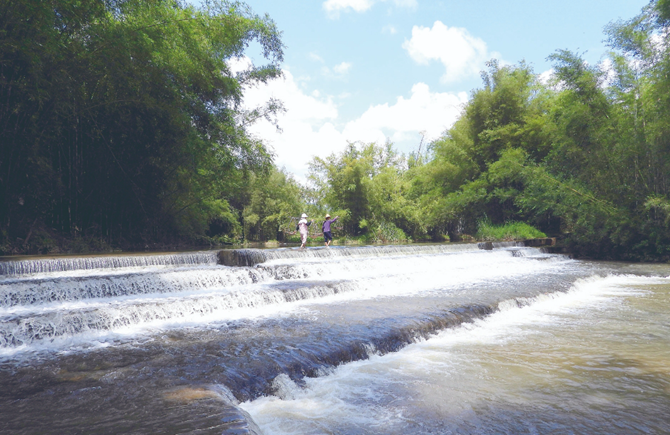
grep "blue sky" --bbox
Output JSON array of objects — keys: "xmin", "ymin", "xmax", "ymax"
[{"xmin": 198, "ymin": 0, "xmax": 649, "ymax": 180}]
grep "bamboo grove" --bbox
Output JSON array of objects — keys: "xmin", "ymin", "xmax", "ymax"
[
  {"xmin": 1, "ymin": 0, "xmax": 299, "ymax": 252},
  {"xmin": 2, "ymin": 0, "xmax": 670, "ymax": 261}
]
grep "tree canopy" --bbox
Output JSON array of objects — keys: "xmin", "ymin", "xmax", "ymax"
[
  {"xmin": 305, "ymin": 0, "xmax": 670, "ymax": 260},
  {"xmin": 2, "ymin": 0, "xmax": 670, "ymax": 261},
  {"xmin": 1, "ymin": 0, "xmax": 286, "ymax": 252}
]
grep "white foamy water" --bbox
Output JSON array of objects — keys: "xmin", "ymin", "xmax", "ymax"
[
  {"xmin": 3, "ymin": 244, "xmax": 670, "ymax": 435},
  {"xmin": 241, "ymin": 274, "xmax": 670, "ymax": 435},
  {"xmin": 0, "ymin": 246, "xmax": 570, "ymax": 358},
  {"xmin": 0, "ymin": 251, "xmax": 219, "ymax": 277}
]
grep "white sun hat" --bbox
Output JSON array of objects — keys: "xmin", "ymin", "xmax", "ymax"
[{"xmin": 301, "ymin": 213, "xmax": 308, "ymax": 218}]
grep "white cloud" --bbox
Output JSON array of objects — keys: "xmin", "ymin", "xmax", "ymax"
[
  {"xmin": 323, "ymin": 0, "xmax": 374, "ymax": 17},
  {"xmin": 650, "ymin": 32, "xmax": 668, "ymax": 57},
  {"xmin": 321, "ymin": 61, "xmax": 353, "ymax": 79},
  {"xmin": 227, "ymin": 56, "xmax": 253, "ymax": 74},
  {"xmin": 241, "ymin": 67, "xmax": 467, "ymax": 181},
  {"xmin": 402, "ymin": 21, "xmax": 498, "ymax": 83},
  {"xmin": 537, "ymin": 68, "xmax": 566, "ymax": 92},
  {"xmin": 333, "ymin": 62, "xmax": 352, "ymax": 75},
  {"xmin": 323, "ymin": 0, "xmax": 416, "ymax": 18},
  {"xmin": 382, "ymin": 25, "xmax": 397, "ymax": 35},
  {"xmin": 599, "ymin": 58, "xmax": 618, "ymax": 89},
  {"xmin": 309, "ymin": 52, "xmax": 325, "ymax": 63},
  {"xmin": 342, "ymin": 82, "xmax": 467, "ymax": 144},
  {"xmin": 243, "ymin": 71, "xmax": 337, "ymax": 127},
  {"xmin": 307, "ymin": 52, "xmax": 352, "ymax": 78},
  {"xmin": 241, "ymin": 68, "xmax": 341, "ymax": 178},
  {"xmin": 537, "ymin": 68, "xmax": 555, "ymax": 86}
]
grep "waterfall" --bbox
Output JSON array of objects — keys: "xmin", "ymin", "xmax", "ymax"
[
  {"xmin": 0, "ymin": 243, "xmax": 564, "ymax": 356},
  {"xmin": 3, "ymin": 242, "xmax": 666, "ymax": 435},
  {"xmin": 0, "ymin": 251, "xmax": 219, "ymax": 276}
]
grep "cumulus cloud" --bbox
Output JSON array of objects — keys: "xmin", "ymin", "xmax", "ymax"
[
  {"xmin": 240, "ymin": 63, "xmax": 467, "ymax": 181},
  {"xmin": 343, "ymin": 83, "xmax": 467, "ymax": 144},
  {"xmin": 323, "ymin": 0, "xmax": 416, "ymax": 18},
  {"xmin": 402, "ymin": 21, "xmax": 499, "ymax": 83},
  {"xmin": 537, "ymin": 68, "xmax": 555, "ymax": 86},
  {"xmin": 598, "ymin": 58, "xmax": 617, "ymax": 89},
  {"xmin": 240, "ymin": 67, "xmax": 341, "ymax": 177}
]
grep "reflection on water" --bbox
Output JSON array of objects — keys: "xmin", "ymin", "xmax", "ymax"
[{"xmin": 0, "ymin": 245, "xmax": 669, "ymax": 434}]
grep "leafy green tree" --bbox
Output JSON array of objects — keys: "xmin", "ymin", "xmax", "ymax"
[
  {"xmin": 309, "ymin": 141, "xmax": 422, "ymax": 240},
  {"xmin": 414, "ymin": 62, "xmax": 552, "ymax": 239},
  {"xmin": 309, "ymin": 142, "xmax": 375, "ymax": 235},
  {"xmin": 0, "ymin": 0, "xmax": 285, "ymax": 253},
  {"xmin": 242, "ymin": 168, "xmax": 302, "ymax": 241}
]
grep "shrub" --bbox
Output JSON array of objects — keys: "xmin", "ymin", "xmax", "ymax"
[{"xmin": 476, "ymin": 221, "xmax": 546, "ymax": 241}]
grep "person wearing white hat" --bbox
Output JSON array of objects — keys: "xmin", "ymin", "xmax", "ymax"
[{"xmin": 296, "ymin": 213, "xmax": 313, "ymax": 248}]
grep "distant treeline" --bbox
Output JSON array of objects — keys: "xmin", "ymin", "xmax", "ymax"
[
  {"xmin": 303, "ymin": 0, "xmax": 670, "ymax": 261},
  {"xmin": 2, "ymin": 0, "xmax": 670, "ymax": 261}
]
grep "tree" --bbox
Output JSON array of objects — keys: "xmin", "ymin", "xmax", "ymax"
[
  {"xmin": 309, "ymin": 141, "xmax": 421, "ymax": 240},
  {"xmin": 242, "ymin": 168, "xmax": 302, "ymax": 241},
  {"xmin": 0, "ymin": 0, "xmax": 285, "ymax": 253}
]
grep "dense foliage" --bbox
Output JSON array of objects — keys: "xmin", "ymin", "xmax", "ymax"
[
  {"xmin": 308, "ymin": 1, "xmax": 670, "ymax": 260},
  {"xmin": 0, "ymin": 0, "xmax": 285, "ymax": 253},
  {"xmin": 308, "ymin": 142, "xmax": 421, "ymax": 243},
  {"xmin": 2, "ymin": 0, "xmax": 670, "ymax": 260}
]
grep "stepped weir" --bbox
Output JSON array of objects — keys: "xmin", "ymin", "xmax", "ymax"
[{"xmin": 1, "ymin": 240, "xmax": 669, "ymax": 434}]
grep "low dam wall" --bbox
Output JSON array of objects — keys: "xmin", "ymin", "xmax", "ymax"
[
  {"xmin": 217, "ymin": 238, "xmax": 557, "ymax": 267},
  {"xmin": 0, "ymin": 239, "xmax": 558, "ymax": 275}
]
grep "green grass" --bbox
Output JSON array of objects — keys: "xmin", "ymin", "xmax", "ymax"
[{"xmin": 476, "ymin": 221, "xmax": 546, "ymax": 241}]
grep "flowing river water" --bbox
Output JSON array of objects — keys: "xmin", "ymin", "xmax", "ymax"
[{"xmin": 0, "ymin": 243, "xmax": 669, "ymax": 434}]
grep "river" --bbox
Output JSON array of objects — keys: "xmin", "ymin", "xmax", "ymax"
[{"xmin": 1, "ymin": 243, "xmax": 669, "ymax": 434}]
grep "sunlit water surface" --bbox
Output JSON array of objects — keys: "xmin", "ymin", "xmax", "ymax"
[{"xmin": 243, "ymin": 273, "xmax": 670, "ymax": 434}]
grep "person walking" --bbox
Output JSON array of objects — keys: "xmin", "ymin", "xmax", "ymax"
[
  {"xmin": 322, "ymin": 214, "xmax": 339, "ymax": 247},
  {"xmin": 297, "ymin": 213, "xmax": 312, "ymax": 249}
]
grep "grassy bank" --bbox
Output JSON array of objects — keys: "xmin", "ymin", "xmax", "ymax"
[{"xmin": 476, "ymin": 221, "xmax": 546, "ymax": 242}]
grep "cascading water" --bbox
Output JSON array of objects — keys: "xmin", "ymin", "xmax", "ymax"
[
  {"xmin": 1, "ymin": 244, "xmax": 669, "ymax": 434},
  {"xmin": 0, "ymin": 251, "xmax": 219, "ymax": 276}
]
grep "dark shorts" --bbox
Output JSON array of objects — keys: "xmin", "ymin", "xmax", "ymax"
[{"xmin": 323, "ymin": 231, "xmax": 333, "ymax": 242}]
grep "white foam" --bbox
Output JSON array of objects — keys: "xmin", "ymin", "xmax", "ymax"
[
  {"xmin": 241, "ymin": 273, "xmax": 668, "ymax": 434},
  {"xmin": 0, "ymin": 246, "xmax": 575, "ymax": 360}
]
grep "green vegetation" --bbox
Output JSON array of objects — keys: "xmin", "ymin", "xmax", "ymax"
[
  {"xmin": 1, "ymin": 0, "xmax": 290, "ymax": 253},
  {"xmin": 476, "ymin": 221, "xmax": 546, "ymax": 242},
  {"xmin": 304, "ymin": 0, "xmax": 670, "ymax": 261},
  {"xmin": 2, "ymin": 0, "xmax": 670, "ymax": 261}
]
